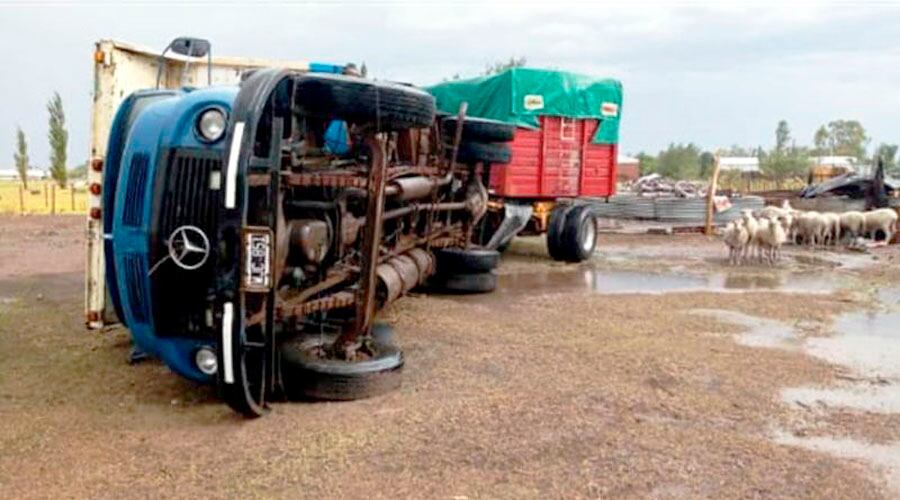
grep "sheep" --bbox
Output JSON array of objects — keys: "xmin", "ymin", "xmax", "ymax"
[
  {"xmin": 740, "ymin": 209, "xmax": 760, "ymax": 261},
  {"xmin": 821, "ymin": 212, "xmax": 841, "ymax": 246},
  {"xmin": 839, "ymin": 211, "xmax": 866, "ymax": 241},
  {"xmin": 723, "ymin": 219, "xmax": 750, "ymax": 265},
  {"xmin": 757, "ymin": 205, "xmax": 787, "ymax": 220},
  {"xmin": 863, "ymin": 208, "xmax": 899, "ymax": 242},
  {"xmin": 795, "ymin": 211, "xmax": 827, "ymax": 247},
  {"xmin": 752, "ymin": 217, "xmax": 787, "ymax": 265}
]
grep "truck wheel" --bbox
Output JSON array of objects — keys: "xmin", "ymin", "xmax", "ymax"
[
  {"xmin": 280, "ymin": 332, "xmax": 403, "ymax": 401},
  {"xmin": 447, "ymin": 141, "xmax": 511, "ymax": 164},
  {"xmin": 442, "ymin": 117, "xmax": 516, "ymax": 143},
  {"xmin": 560, "ymin": 205, "xmax": 598, "ymax": 262},
  {"xmin": 435, "ymin": 247, "xmax": 500, "ymax": 274},
  {"xmin": 546, "ymin": 204, "xmax": 573, "ymax": 261},
  {"xmin": 294, "ymin": 74, "xmax": 436, "ymax": 130},
  {"xmin": 429, "ymin": 270, "xmax": 498, "ymax": 294}
]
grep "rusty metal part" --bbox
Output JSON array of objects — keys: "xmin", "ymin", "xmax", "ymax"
[
  {"xmin": 281, "ymin": 166, "xmax": 442, "ymax": 191},
  {"xmin": 389, "ymin": 172, "xmax": 453, "ymax": 201},
  {"xmin": 376, "ymin": 249, "xmax": 435, "ymax": 304},
  {"xmin": 281, "ymin": 291, "xmax": 355, "ymax": 317},
  {"xmin": 340, "ymin": 134, "xmax": 388, "ymax": 350},
  {"xmin": 383, "ymin": 201, "xmax": 467, "ymax": 220},
  {"xmin": 288, "ymin": 219, "xmax": 330, "ymax": 264}
]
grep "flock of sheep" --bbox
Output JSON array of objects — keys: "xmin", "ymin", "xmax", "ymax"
[{"xmin": 722, "ymin": 201, "xmax": 898, "ymax": 265}]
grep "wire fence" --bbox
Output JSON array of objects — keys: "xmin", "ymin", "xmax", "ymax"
[{"xmin": 0, "ymin": 180, "xmax": 88, "ymax": 215}]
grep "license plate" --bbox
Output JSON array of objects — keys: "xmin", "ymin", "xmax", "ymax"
[{"xmin": 243, "ymin": 229, "xmax": 272, "ymax": 292}]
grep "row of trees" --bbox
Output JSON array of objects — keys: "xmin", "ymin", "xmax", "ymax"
[
  {"xmin": 13, "ymin": 92, "xmax": 68, "ymax": 189},
  {"xmin": 638, "ymin": 119, "xmax": 898, "ymax": 183}
]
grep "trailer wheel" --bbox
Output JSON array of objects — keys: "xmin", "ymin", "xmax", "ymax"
[
  {"xmin": 435, "ymin": 247, "xmax": 500, "ymax": 274},
  {"xmin": 546, "ymin": 204, "xmax": 573, "ymax": 261},
  {"xmin": 428, "ymin": 270, "xmax": 498, "ymax": 294},
  {"xmin": 447, "ymin": 141, "xmax": 511, "ymax": 165},
  {"xmin": 560, "ymin": 205, "xmax": 598, "ymax": 262},
  {"xmin": 294, "ymin": 74, "xmax": 436, "ymax": 130},
  {"xmin": 442, "ymin": 117, "xmax": 516, "ymax": 143},
  {"xmin": 280, "ymin": 332, "xmax": 403, "ymax": 401}
]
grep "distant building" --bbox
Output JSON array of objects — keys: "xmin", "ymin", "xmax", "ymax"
[
  {"xmin": 718, "ymin": 156, "xmax": 760, "ymax": 173},
  {"xmin": 0, "ymin": 168, "xmax": 49, "ymax": 181},
  {"xmin": 617, "ymin": 154, "xmax": 640, "ymax": 182}
]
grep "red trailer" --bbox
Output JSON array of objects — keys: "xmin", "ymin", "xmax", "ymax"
[{"xmin": 428, "ymin": 69, "xmax": 623, "ymax": 261}]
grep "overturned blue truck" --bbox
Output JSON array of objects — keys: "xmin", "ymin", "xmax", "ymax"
[{"xmin": 101, "ymin": 38, "xmax": 515, "ymax": 416}]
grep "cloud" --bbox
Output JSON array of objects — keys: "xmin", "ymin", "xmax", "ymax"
[{"xmin": 0, "ymin": 1, "xmax": 898, "ymax": 166}]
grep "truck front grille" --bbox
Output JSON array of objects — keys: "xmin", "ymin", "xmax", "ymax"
[
  {"xmin": 123, "ymin": 153, "xmax": 150, "ymax": 227},
  {"xmin": 122, "ymin": 253, "xmax": 150, "ymax": 324},
  {"xmin": 150, "ymin": 148, "xmax": 223, "ymax": 337}
]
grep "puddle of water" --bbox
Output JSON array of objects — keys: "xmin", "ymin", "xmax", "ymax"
[
  {"xmin": 783, "ymin": 385, "xmax": 900, "ymax": 414},
  {"xmin": 805, "ymin": 312, "xmax": 900, "ymax": 379},
  {"xmin": 691, "ymin": 309, "xmax": 799, "ymax": 349},
  {"xmin": 773, "ymin": 429, "xmax": 900, "ymax": 495},
  {"xmin": 877, "ymin": 288, "xmax": 900, "ymax": 307},
  {"xmin": 495, "ymin": 269, "xmax": 837, "ymax": 297}
]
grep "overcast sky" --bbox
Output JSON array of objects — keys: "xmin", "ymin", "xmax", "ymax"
[{"xmin": 1, "ymin": 0, "xmax": 899, "ymax": 167}]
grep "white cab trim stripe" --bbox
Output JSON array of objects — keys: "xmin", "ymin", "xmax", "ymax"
[
  {"xmin": 224, "ymin": 122, "xmax": 245, "ymax": 209},
  {"xmin": 222, "ymin": 302, "xmax": 235, "ymax": 384}
]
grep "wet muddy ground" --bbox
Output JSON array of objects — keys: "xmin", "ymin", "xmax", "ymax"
[{"xmin": 1, "ymin": 215, "xmax": 899, "ymax": 498}]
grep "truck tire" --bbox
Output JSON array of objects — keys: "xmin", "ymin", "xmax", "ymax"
[
  {"xmin": 447, "ymin": 141, "xmax": 511, "ymax": 164},
  {"xmin": 546, "ymin": 204, "xmax": 573, "ymax": 261},
  {"xmin": 294, "ymin": 74, "xmax": 436, "ymax": 130},
  {"xmin": 435, "ymin": 247, "xmax": 500, "ymax": 274},
  {"xmin": 560, "ymin": 205, "xmax": 598, "ymax": 262},
  {"xmin": 429, "ymin": 270, "xmax": 498, "ymax": 294},
  {"xmin": 442, "ymin": 117, "xmax": 516, "ymax": 143},
  {"xmin": 280, "ymin": 332, "xmax": 403, "ymax": 401}
]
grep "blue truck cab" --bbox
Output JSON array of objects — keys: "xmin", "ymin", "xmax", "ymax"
[{"xmin": 103, "ymin": 42, "xmax": 346, "ymax": 384}]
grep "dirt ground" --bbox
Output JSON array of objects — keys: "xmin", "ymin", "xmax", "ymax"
[{"xmin": 1, "ymin": 215, "xmax": 899, "ymax": 499}]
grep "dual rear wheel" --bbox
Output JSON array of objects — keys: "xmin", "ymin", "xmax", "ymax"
[{"xmin": 547, "ymin": 205, "xmax": 598, "ymax": 263}]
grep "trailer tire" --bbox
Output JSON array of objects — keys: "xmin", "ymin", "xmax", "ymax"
[
  {"xmin": 280, "ymin": 332, "xmax": 403, "ymax": 401},
  {"xmin": 442, "ymin": 117, "xmax": 516, "ymax": 143},
  {"xmin": 447, "ymin": 141, "xmax": 511, "ymax": 165},
  {"xmin": 294, "ymin": 74, "xmax": 436, "ymax": 130},
  {"xmin": 435, "ymin": 247, "xmax": 500, "ymax": 274},
  {"xmin": 546, "ymin": 204, "xmax": 573, "ymax": 261},
  {"xmin": 560, "ymin": 205, "xmax": 598, "ymax": 262},
  {"xmin": 429, "ymin": 270, "xmax": 498, "ymax": 294}
]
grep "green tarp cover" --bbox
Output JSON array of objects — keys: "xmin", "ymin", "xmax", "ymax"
[{"xmin": 426, "ymin": 68, "xmax": 622, "ymax": 144}]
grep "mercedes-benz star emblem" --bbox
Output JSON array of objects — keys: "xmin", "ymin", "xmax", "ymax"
[{"xmin": 168, "ymin": 225, "xmax": 211, "ymax": 270}]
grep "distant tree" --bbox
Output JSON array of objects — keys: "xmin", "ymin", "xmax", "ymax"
[
  {"xmin": 775, "ymin": 120, "xmax": 791, "ymax": 152},
  {"xmin": 699, "ymin": 151, "xmax": 716, "ymax": 178},
  {"xmin": 483, "ymin": 57, "xmax": 526, "ymax": 75},
  {"xmin": 812, "ymin": 120, "xmax": 868, "ymax": 160},
  {"xmin": 47, "ymin": 92, "xmax": 68, "ymax": 187},
  {"xmin": 636, "ymin": 152, "xmax": 657, "ymax": 175},
  {"xmin": 14, "ymin": 126, "xmax": 29, "ymax": 189},
  {"xmin": 68, "ymin": 162, "xmax": 88, "ymax": 180},
  {"xmin": 812, "ymin": 126, "xmax": 829, "ymax": 155},
  {"xmin": 656, "ymin": 143, "xmax": 701, "ymax": 179},
  {"xmin": 874, "ymin": 143, "xmax": 898, "ymax": 174}
]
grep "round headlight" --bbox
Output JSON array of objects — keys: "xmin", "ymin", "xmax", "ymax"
[
  {"xmin": 196, "ymin": 108, "xmax": 226, "ymax": 142},
  {"xmin": 195, "ymin": 347, "xmax": 218, "ymax": 376}
]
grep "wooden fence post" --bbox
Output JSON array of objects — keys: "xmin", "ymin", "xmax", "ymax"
[
  {"xmin": 51, "ymin": 184, "xmax": 56, "ymax": 215},
  {"xmin": 70, "ymin": 185, "xmax": 75, "ymax": 211},
  {"xmin": 44, "ymin": 183, "xmax": 49, "ymax": 209},
  {"xmin": 18, "ymin": 186, "xmax": 25, "ymax": 214},
  {"xmin": 705, "ymin": 154, "xmax": 722, "ymax": 236}
]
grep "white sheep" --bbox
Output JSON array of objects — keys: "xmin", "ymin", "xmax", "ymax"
[
  {"xmin": 723, "ymin": 219, "xmax": 750, "ymax": 265},
  {"xmin": 822, "ymin": 212, "xmax": 841, "ymax": 246},
  {"xmin": 753, "ymin": 217, "xmax": 787, "ymax": 264},
  {"xmin": 863, "ymin": 208, "xmax": 898, "ymax": 242},
  {"xmin": 839, "ymin": 211, "xmax": 866, "ymax": 241},
  {"xmin": 740, "ymin": 209, "xmax": 760, "ymax": 261},
  {"xmin": 795, "ymin": 211, "xmax": 827, "ymax": 247}
]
